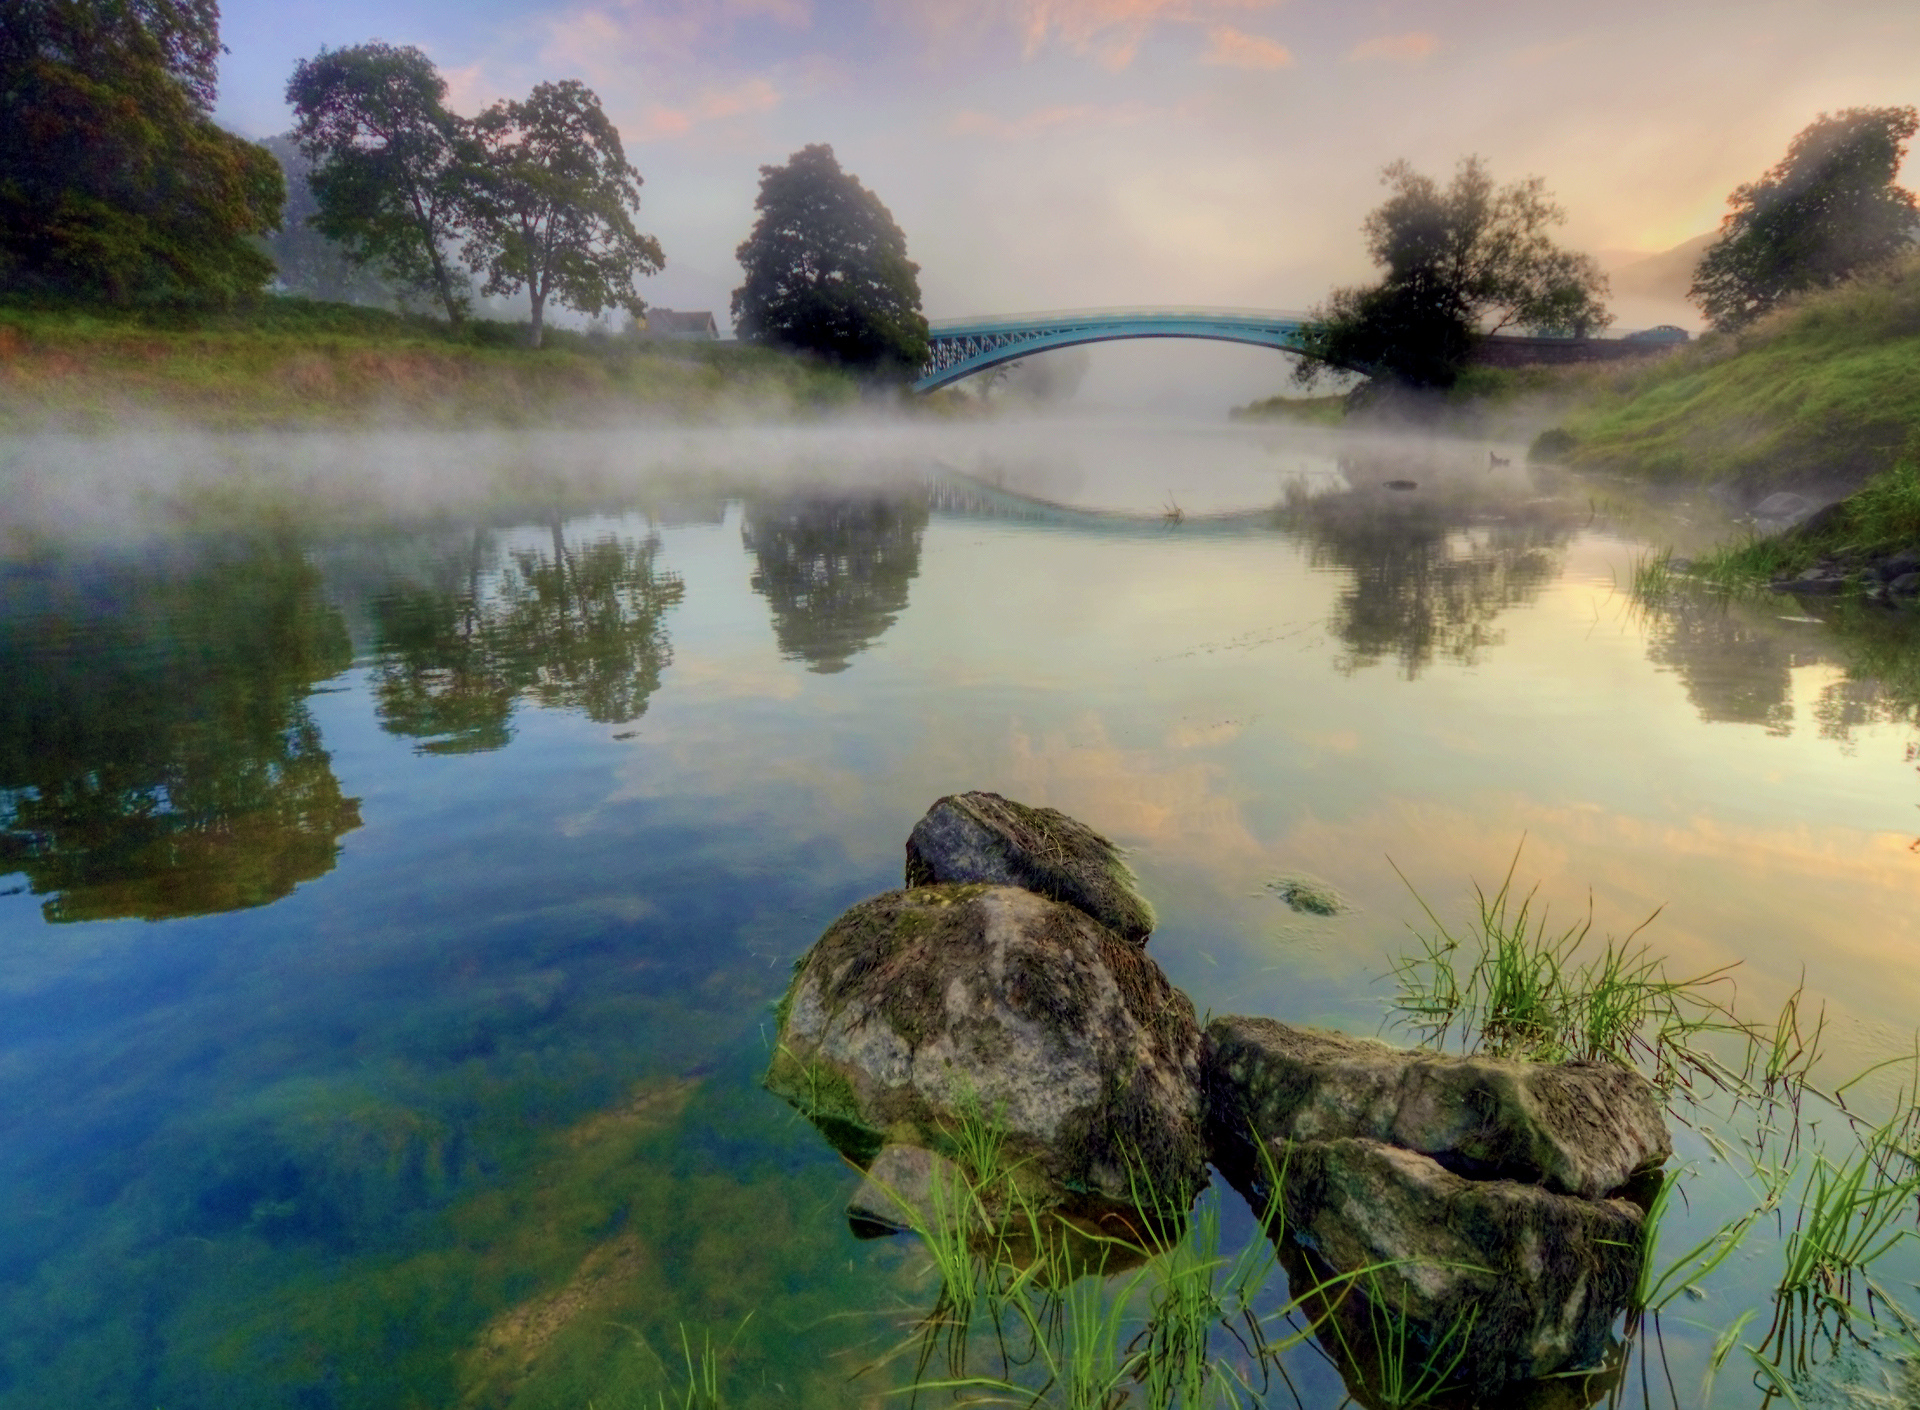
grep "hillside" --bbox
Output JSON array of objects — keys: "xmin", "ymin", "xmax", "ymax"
[{"xmin": 1540, "ymin": 250, "xmax": 1920, "ymax": 497}]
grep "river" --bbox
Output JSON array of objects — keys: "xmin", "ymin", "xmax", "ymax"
[{"xmin": 2, "ymin": 417, "xmax": 1917, "ymax": 1408}]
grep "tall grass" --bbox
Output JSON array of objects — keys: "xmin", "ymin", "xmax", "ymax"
[{"xmin": 1385, "ymin": 843, "xmax": 1743, "ymax": 1095}]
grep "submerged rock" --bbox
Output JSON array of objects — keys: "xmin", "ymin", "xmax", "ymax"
[
  {"xmin": 1205, "ymin": 1015, "xmax": 1669, "ymax": 1199},
  {"xmin": 903, "ymin": 791, "xmax": 1155, "ymax": 944},
  {"xmin": 1205, "ymin": 1015, "xmax": 1666, "ymax": 1389},
  {"xmin": 766, "ymin": 884, "xmax": 1207, "ymax": 1208},
  {"xmin": 1280, "ymin": 1138, "xmax": 1644, "ymax": 1390}
]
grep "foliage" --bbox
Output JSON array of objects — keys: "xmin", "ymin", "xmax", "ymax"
[
  {"xmin": 1293, "ymin": 156, "xmax": 1611, "ymax": 390},
  {"xmin": 1690, "ymin": 106, "xmax": 1920, "ymax": 332},
  {"xmin": 0, "ymin": 0, "xmax": 283, "ymax": 304},
  {"xmin": 731, "ymin": 143, "xmax": 929, "ymax": 377},
  {"xmin": 284, "ymin": 42, "xmax": 476, "ymax": 323},
  {"xmin": 464, "ymin": 80, "xmax": 663, "ymax": 349},
  {"xmin": 255, "ymin": 133, "xmax": 413, "ymax": 307}
]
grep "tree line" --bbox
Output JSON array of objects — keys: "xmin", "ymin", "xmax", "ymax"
[
  {"xmin": 1291, "ymin": 105, "xmax": 1916, "ymax": 395},
  {"xmin": 1, "ymin": 3, "xmax": 929, "ymax": 371}
]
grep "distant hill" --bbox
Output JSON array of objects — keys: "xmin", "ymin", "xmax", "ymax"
[{"xmin": 1605, "ymin": 232, "xmax": 1720, "ymax": 303}]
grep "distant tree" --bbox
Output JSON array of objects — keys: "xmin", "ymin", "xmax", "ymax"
[
  {"xmin": 732, "ymin": 144, "xmax": 929, "ymax": 376},
  {"xmin": 0, "ymin": 0, "xmax": 283, "ymax": 303},
  {"xmin": 1690, "ymin": 106, "xmax": 1919, "ymax": 332},
  {"xmin": 256, "ymin": 134, "xmax": 408, "ymax": 306},
  {"xmin": 285, "ymin": 43, "xmax": 475, "ymax": 324},
  {"xmin": 1293, "ymin": 157, "xmax": 1611, "ymax": 390},
  {"xmin": 463, "ymin": 81, "xmax": 662, "ymax": 349}
]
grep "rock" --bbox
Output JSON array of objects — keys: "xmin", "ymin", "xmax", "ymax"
[
  {"xmin": 1275, "ymin": 1137, "xmax": 1644, "ymax": 1389},
  {"xmin": 1788, "ymin": 567, "xmax": 1847, "ymax": 594},
  {"xmin": 767, "ymin": 884, "xmax": 1208, "ymax": 1209},
  {"xmin": 904, "ymin": 792, "xmax": 1155, "ymax": 944},
  {"xmin": 1785, "ymin": 500, "xmax": 1850, "ymax": 540},
  {"xmin": 847, "ymin": 1143, "xmax": 968, "ymax": 1236},
  {"xmin": 1877, "ymin": 550, "xmax": 1920, "ymax": 581},
  {"xmin": 1752, "ymin": 491, "xmax": 1813, "ymax": 522},
  {"xmin": 1204, "ymin": 1016, "xmax": 1669, "ymax": 1200},
  {"xmin": 1891, "ymin": 572, "xmax": 1920, "ymax": 596}
]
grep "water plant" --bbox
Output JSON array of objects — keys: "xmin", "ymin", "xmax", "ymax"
[{"xmin": 1384, "ymin": 843, "xmax": 1742, "ymax": 1096}]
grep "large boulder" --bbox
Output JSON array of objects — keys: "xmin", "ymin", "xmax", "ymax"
[
  {"xmin": 1278, "ymin": 1138, "xmax": 1644, "ymax": 1390},
  {"xmin": 903, "ymin": 792, "xmax": 1155, "ymax": 944},
  {"xmin": 766, "ymin": 883, "xmax": 1206, "ymax": 1208},
  {"xmin": 1205, "ymin": 1015, "xmax": 1666, "ymax": 1390},
  {"xmin": 1205, "ymin": 1015, "xmax": 1669, "ymax": 1199}
]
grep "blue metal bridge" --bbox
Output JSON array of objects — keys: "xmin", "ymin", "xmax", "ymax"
[
  {"xmin": 912, "ymin": 306, "xmax": 1686, "ymax": 393},
  {"xmin": 916, "ymin": 307, "xmax": 1317, "ymax": 393}
]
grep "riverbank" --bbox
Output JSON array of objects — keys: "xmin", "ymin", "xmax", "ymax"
[
  {"xmin": 1537, "ymin": 252, "xmax": 1920, "ymax": 500},
  {"xmin": 0, "ymin": 297, "xmax": 864, "ymax": 431}
]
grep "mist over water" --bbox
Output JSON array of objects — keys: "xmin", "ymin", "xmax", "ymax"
[{"xmin": 4, "ymin": 414, "xmax": 1920, "ymax": 1408}]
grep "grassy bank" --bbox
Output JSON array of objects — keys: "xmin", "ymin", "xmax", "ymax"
[
  {"xmin": 1539, "ymin": 251, "xmax": 1920, "ymax": 492},
  {"xmin": 0, "ymin": 297, "xmax": 863, "ymax": 430}
]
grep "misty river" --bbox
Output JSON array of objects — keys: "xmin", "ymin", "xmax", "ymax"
[{"xmin": 3, "ymin": 417, "xmax": 1919, "ymax": 1408}]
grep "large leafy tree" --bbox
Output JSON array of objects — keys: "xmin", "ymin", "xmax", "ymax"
[
  {"xmin": 285, "ymin": 43, "xmax": 475, "ymax": 324},
  {"xmin": 1294, "ymin": 157, "xmax": 1611, "ymax": 391},
  {"xmin": 732, "ymin": 144, "xmax": 929, "ymax": 376},
  {"xmin": 1690, "ymin": 107, "xmax": 1919, "ymax": 332},
  {"xmin": 0, "ymin": 0, "xmax": 283, "ymax": 303},
  {"xmin": 464, "ymin": 81, "xmax": 663, "ymax": 349}
]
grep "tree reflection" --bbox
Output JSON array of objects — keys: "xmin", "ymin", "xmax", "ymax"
[
  {"xmin": 0, "ymin": 541, "xmax": 361, "ymax": 922},
  {"xmin": 1279, "ymin": 471, "xmax": 1576, "ymax": 678},
  {"xmin": 369, "ymin": 523, "xmax": 685, "ymax": 753},
  {"xmin": 1642, "ymin": 590, "xmax": 1920, "ymax": 743},
  {"xmin": 741, "ymin": 488, "xmax": 929, "ymax": 674}
]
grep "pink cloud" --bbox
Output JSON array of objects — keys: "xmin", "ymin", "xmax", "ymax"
[
  {"xmin": 946, "ymin": 100, "xmax": 1158, "ymax": 139},
  {"xmin": 635, "ymin": 78, "xmax": 782, "ymax": 141},
  {"xmin": 1346, "ymin": 30, "xmax": 1439, "ymax": 63},
  {"xmin": 894, "ymin": 0, "xmax": 1281, "ymax": 71},
  {"xmin": 1199, "ymin": 24, "xmax": 1293, "ymax": 69}
]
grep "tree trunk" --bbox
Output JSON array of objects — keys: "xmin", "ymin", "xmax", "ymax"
[{"xmin": 529, "ymin": 287, "xmax": 546, "ymax": 349}]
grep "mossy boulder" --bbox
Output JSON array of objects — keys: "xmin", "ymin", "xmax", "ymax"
[
  {"xmin": 1279, "ymin": 1138, "xmax": 1644, "ymax": 1392},
  {"xmin": 765, "ymin": 884, "xmax": 1206, "ymax": 1208},
  {"xmin": 903, "ymin": 792, "xmax": 1155, "ymax": 944},
  {"xmin": 1204, "ymin": 1015, "xmax": 1669, "ymax": 1199},
  {"xmin": 1206, "ymin": 1016, "xmax": 1668, "ymax": 1392}
]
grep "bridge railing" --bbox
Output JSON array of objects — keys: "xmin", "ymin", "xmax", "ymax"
[{"xmin": 928, "ymin": 306, "xmax": 1317, "ymax": 332}]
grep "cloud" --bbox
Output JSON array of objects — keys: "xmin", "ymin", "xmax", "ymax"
[
  {"xmin": 891, "ymin": 0, "xmax": 1282, "ymax": 70},
  {"xmin": 633, "ymin": 77, "xmax": 782, "ymax": 141},
  {"xmin": 1199, "ymin": 24, "xmax": 1294, "ymax": 68},
  {"xmin": 1346, "ymin": 30, "xmax": 1439, "ymax": 64},
  {"xmin": 945, "ymin": 101, "xmax": 1156, "ymax": 140}
]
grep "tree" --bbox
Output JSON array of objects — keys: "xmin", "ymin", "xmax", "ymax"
[
  {"xmin": 732, "ymin": 144, "xmax": 929, "ymax": 375},
  {"xmin": 1690, "ymin": 107, "xmax": 1919, "ymax": 332},
  {"xmin": 1293, "ymin": 157, "xmax": 1611, "ymax": 390},
  {"xmin": 0, "ymin": 0, "xmax": 283, "ymax": 304},
  {"xmin": 285, "ymin": 43, "xmax": 475, "ymax": 324},
  {"xmin": 464, "ymin": 81, "xmax": 662, "ymax": 349},
  {"xmin": 256, "ymin": 134, "xmax": 411, "ymax": 306}
]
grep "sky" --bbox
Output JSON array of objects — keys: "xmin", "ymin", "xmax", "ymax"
[{"xmin": 213, "ymin": 0, "xmax": 1918, "ymax": 405}]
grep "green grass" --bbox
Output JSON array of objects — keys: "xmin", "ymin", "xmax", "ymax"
[
  {"xmin": 1384, "ymin": 843, "xmax": 1744, "ymax": 1093},
  {"xmin": 0, "ymin": 293, "xmax": 863, "ymax": 430},
  {"xmin": 1541, "ymin": 251, "xmax": 1920, "ymax": 490}
]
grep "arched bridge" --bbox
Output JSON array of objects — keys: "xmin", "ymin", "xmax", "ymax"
[
  {"xmin": 913, "ymin": 306, "xmax": 1688, "ymax": 393},
  {"xmin": 917, "ymin": 307, "xmax": 1318, "ymax": 392}
]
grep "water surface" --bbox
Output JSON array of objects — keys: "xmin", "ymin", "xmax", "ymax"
[{"xmin": 3, "ymin": 420, "xmax": 1918, "ymax": 1407}]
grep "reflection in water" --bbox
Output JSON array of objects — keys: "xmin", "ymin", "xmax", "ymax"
[
  {"xmin": 371, "ymin": 523, "xmax": 686, "ymax": 753},
  {"xmin": 1279, "ymin": 467, "xmax": 1579, "ymax": 678},
  {"xmin": 1643, "ymin": 590, "xmax": 1920, "ymax": 743},
  {"xmin": 0, "ymin": 540, "xmax": 360, "ymax": 921},
  {"xmin": 741, "ymin": 488, "xmax": 929, "ymax": 674}
]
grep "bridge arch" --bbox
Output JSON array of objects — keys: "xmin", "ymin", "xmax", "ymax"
[{"xmin": 916, "ymin": 307, "xmax": 1346, "ymax": 393}]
